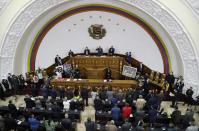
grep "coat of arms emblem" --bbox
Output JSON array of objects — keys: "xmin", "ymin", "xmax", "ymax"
[{"xmin": 88, "ymin": 24, "xmax": 106, "ymax": 39}]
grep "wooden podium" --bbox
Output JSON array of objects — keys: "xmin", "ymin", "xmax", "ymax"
[
  {"xmin": 84, "ymin": 67, "xmax": 105, "ymax": 79},
  {"xmin": 67, "ymin": 56, "xmax": 124, "ymax": 79}
]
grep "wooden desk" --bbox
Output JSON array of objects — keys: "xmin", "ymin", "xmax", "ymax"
[{"xmin": 51, "ymin": 78, "xmax": 138, "ymax": 89}]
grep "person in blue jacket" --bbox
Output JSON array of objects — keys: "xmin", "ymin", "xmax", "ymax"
[
  {"xmin": 111, "ymin": 104, "xmax": 121, "ymax": 122},
  {"xmin": 28, "ymin": 114, "xmax": 40, "ymax": 131}
]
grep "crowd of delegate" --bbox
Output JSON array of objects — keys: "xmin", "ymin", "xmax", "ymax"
[{"xmin": 0, "ymin": 46, "xmax": 198, "ymax": 131}]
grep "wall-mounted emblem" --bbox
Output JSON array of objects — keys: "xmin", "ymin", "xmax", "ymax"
[{"xmin": 88, "ymin": 24, "xmax": 106, "ymax": 40}]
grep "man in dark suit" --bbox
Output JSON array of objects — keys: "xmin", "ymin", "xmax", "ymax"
[
  {"xmin": 51, "ymin": 102, "xmax": 61, "ymax": 120},
  {"xmin": 61, "ymin": 114, "xmax": 72, "ymax": 131},
  {"xmin": 109, "ymin": 46, "xmax": 115, "ymax": 55},
  {"xmin": 105, "ymin": 67, "xmax": 112, "ymax": 81},
  {"xmin": 59, "ymin": 86, "xmax": 65, "ymax": 99},
  {"xmin": 8, "ymin": 100, "xmax": 18, "ymax": 119},
  {"xmin": 81, "ymin": 86, "xmax": 89, "ymax": 106},
  {"xmin": 51, "ymin": 87, "xmax": 57, "ymax": 99},
  {"xmin": 7, "ymin": 73, "xmax": 13, "ymax": 89},
  {"xmin": 99, "ymin": 88, "xmax": 107, "ymax": 100},
  {"xmin": 18, "ymin": 74, "xmax": 25, "ymax": 90},
  {"xmin": 1, "ymin": 79, "xmax": 10, "ymax": 91},
  {"xmin": 126, "ymin": 52, "xmax": 132, "ymax": 64},
  {"xmin": 148, "ymin": 106, "xmax": 158, "ymax": 126},
  {"xmin": 85, "ymin": 117, "xmax": 95, "ymax": 131},
  {"xmin": 69, "ymin": 99, "xmax": 76, "ymax": 110},
  {"xmin": 55, "ymin": 55, "xmax": 62, "ymax": 66},
  {"xmin": 122, "ymin": 120, "xmax": 132, "ymax": 131},
  {"xmin": 74, "ymin": 65, "xmax": 80, "ymax": 79},
  {"xmin": 166, "ymin": 72, "xmax": 175, "ymax": 92},
  {"xmin": 171, "ymin": 106, "xmax": 181, "ymax": 126},
  {"xmin": 138, "ymin": 62, "xmax": 144, "ymax": 74},
  {"xmin": 24, "ymin": 95, "xmax": 35, "ymax": 109},
  {"xmin": 186, "ymin": 87, "xmax": 194, "ymax": 106},
  {"xmin": 96, "ymin": 46, "xmax": 103, "ymax": 56},
  {"xmin": 4, "ymin": 114, "xmax": 17, "ymax": 130},
  {"xmin": 0, "ymin": 83, "xmax": 5, "ymax": 100},
  {"xmin": 68, "ymin": 50, "xmax": 74, "ymax": 57},
  {"xmin": 84, "ymin": 47, "xmax": 90, "ymax": 55},
  {"xmin": 41, "ymin": 84, "xmax": 48, "ymax": 99},
  {"xmin": 94, "ymin": 96, "xmax": 103, "ymax": 111},
  {"xmin": 12, "ymin": 75, "xmax": 20, "ymax": 92}
]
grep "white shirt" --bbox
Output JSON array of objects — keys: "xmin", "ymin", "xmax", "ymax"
[
  {"xmin": 91, "ymin": 92, "xmax": 98, "ymax": 100},
  {"xmin": 63, "ymin": 100, "xmax": 71, "ymax": 110}
]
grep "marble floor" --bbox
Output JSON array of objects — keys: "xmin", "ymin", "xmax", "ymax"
[{"xmin": 0, "ymin": 95, "xmax": 199, "ymax": 131}]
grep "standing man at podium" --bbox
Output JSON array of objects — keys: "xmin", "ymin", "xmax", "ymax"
[
  {"xmin": 109, "ymin": 45, "xmax": 115, "ymax": 55},
  {"xmin": 105, "ymin": 67, "xmax": 112, "ymax": 81},
  {"xmin": 55, "ymin": 55, "xmax": 62, "ymax": 66},
  {"xmin": 96, "ymin": 46, "xmax": 103, "ymax": 56},
  {"xmin": 138, "ymin": 62, "xmax": 144, "ymax": 75},
  {"xmin": 84, "ymin": 46, "xmax": 90, "ymax": 55}
]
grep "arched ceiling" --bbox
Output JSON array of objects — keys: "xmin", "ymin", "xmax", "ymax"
[{"xmin": 0, "ymin": 0, "xmax": 199, "ymax": 97}]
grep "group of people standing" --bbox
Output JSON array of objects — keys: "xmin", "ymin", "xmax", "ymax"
[{"xmin": 0, "ymin": 73, "xmax": 26, "ymax": 100}]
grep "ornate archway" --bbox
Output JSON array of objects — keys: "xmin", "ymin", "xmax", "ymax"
[{"xmin": 0, "ymin": 0, "xmax": 198, "ymax": 96}]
